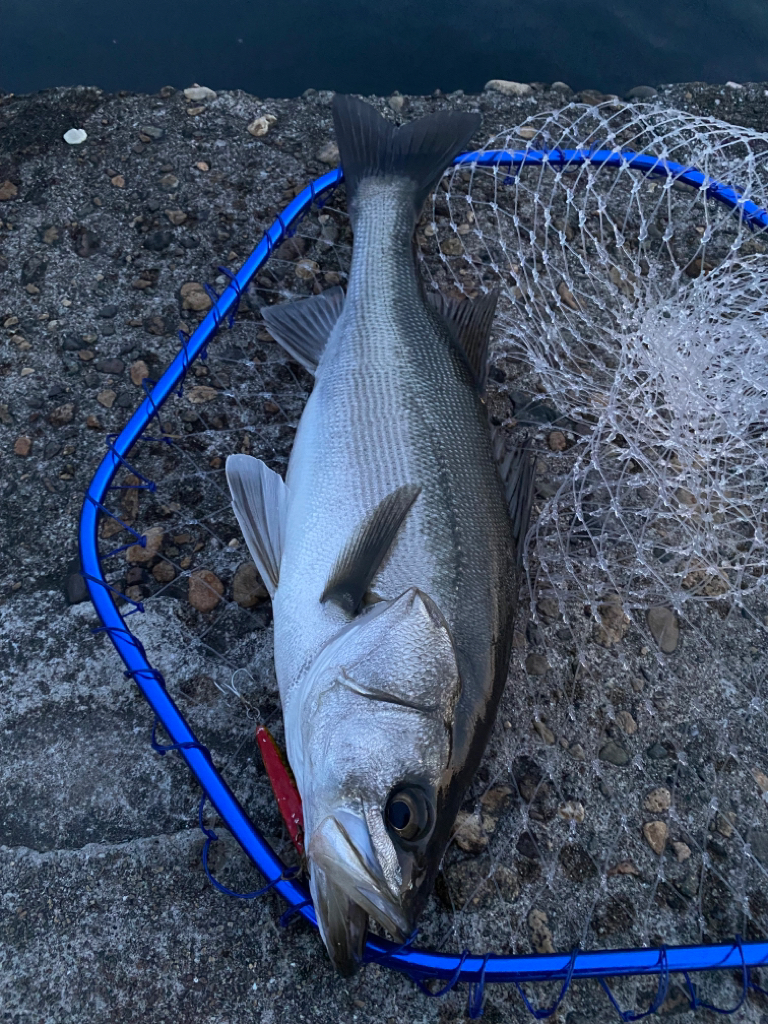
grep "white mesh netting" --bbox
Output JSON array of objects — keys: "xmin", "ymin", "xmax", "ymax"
[{"xmin": 98, "ymin": 102, "xmax": 768, "ymax": 1017}]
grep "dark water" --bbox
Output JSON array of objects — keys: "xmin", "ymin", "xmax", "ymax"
[{"xmin": 2, "ymin": 0, "xmax": 768, "ymax": 98}]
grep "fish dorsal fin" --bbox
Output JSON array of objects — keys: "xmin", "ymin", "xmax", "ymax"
[
  {"xmin": 225, "ymin": 454, "xmax": 289, "ymax": 597},
  {"xmin": 260, "ymin": 286, "xmax": 345, "ymax": 375},
  {"xmin": 426, "ymin": 288, "xmax": 500, "ymax": 395},
  {"xmin": 491, "ymin": 430, "xmax": 536, "ymax": 563},
  {"xmin": 320, "ymin": 483, "xmax": 422, "ymax": 615}
]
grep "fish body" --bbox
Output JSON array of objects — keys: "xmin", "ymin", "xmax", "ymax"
[{"xmin": 227, "ymin": 95, "xmax": 533, "ymax": 973}]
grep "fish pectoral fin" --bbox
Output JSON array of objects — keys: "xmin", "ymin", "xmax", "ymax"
[
  {"xmin": 225, "ymin": 453, "xmax": 289, "ymax": 597},
  {"xmin": 320, "ymin": 483, "xmax": 422, "ymax": 616},
  {"xmin": 260, "ymin": 286, "xmax": 345, "ymax": 375},
  {"xmin": 425, "ymin": 287, "xmax": 500, "ymax": 396},
  {"xmin": 491, "ymin": 430, "xmax": 536, "ymax": 564}
]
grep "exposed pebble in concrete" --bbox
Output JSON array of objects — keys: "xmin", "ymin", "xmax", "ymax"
[
  {"xmin": 129, "ymin": 360, "xmax": 150, "ymax": 386},
  {"xmin": 152, "ymin": 561, "xmax": 176, "ymax": 584},
  {"xmin": 625, "ymin": 86, "xmax": 659, "ymax": 100},
  {"xmin": 673, "ymin": 841, "xmax": 692, "ymax": 862},
  {"xmin": 556, "ymin": 280, "xmax": 580, "ymax": 310},
  {"xmin": 557, "ymin": 800, "xmax": 585, "ymax": 823},
  {"xmin": 547, "ymin": 430, "xmax": 567, "ymax": 451},
  {"xmin": 525, "ymin": 653, "xmax": 549, "ymax": 676},
  {"xmin": 232, "ymin": 562, "xmax": 268, "ymax": 607},
  {"xmin": 63, "ymin": 128, "xmax": 88, "ymax": 144},
  {"xmin": 180, "ymin": 281, "xmax": 212, "ymax": 311},
  {"xmin": 527, "ymin": 908, "xmax": 555, "ymax": 953},
  {"xmin": 484, "ymin": 80, "xmax": 533, "ymax": 97},
  {"xmin": 480, "ymin": 785, "xmax": 513, "ymax": 815},
  {"xmin": 317, "ymin": 141, "xmax": 339, "ymax": 165},
  {"xmin": 595, "ymin": 593, "xmax": 630, "ymax": 646},
  {"xmin": 600, "ymin": 741, "xmax": 630, "ymax": 766},
  {"xmin": 183, "ymin": 85, "xmax": 217, "ymax": 101},
  {"xmin": 188, "ymin": 568, "xmax": 224, "ymax": 611},
  {"xmin": 643, "ymin": 787, "xmax": 672, "ymax": 813},
  {"xmin": 187, "ymin": 385, "xmax": 218, "ymax": 404},
  {"xmin": 452, "ymin": 810, "xmax": 488, "ymax": 853},
  {"xmin": 49, "ymin": 402, "xmax": 74, "ymax": 426},
  {"xmin": 534, "ymin": 719, "xmax": 555, "ymax": 744},
  {"xmin": 647, "ymin": 605, "xmax": 680, "ymax": 652},
  {"xmin": 643, "ymin": 820, "xmax": 668, "ymax": 854},
  {"xmin": 125, "ymin": 526, "xmax": 163, "ymax": 563},
  {"xmin": 97, "ymin": 389, "xmax": 116, "ymax": 408},
  {"xmin": 608, "ymin": 860, "xmax": 640, "ymax": 876},
  {"xmin": 247, "ymin": 115, "xmax": 277, "ymax": 137},
  {"xmin": 613, "ymin": 710, "xmax": 637, "ymax": 735}
]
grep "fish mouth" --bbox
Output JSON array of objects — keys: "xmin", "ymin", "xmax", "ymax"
[{"xmin": 308, "ymin": 811, "xmax": 412, "ymax": 974}]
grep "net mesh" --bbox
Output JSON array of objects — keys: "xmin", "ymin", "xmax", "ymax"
[{"xmin": 96, "ymin": 101, "xmax": 768, "ymax": 1017}]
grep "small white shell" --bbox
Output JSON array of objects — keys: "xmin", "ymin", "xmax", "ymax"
[{"xmin": 63, "ymin": 128, "xmax": 87, "ymax": 145}]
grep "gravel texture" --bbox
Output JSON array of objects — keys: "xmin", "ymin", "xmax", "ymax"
[{"xmin": 2, "ymin": 79, "xmax": 768, "ymax": 1023}]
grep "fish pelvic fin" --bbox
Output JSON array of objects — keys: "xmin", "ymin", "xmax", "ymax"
[
  {"xmin": 225, "ymin": 454, "xmax": 289, "ymax": 597},
  {"xmin": 320, "ymin": 483, "xmax": 422, "ymax": 615},
  {"xmin": 425, "ymin": 287, "xmax": 500, "ymax": 396},
  {"xmin": 332, "ymin": 94, "xmax": 481, "ymax": 226},
  {"xmin": 491, "ymin": 431, "xmax": 536, "ymax": 565},
  {"xmin": 260, "ymin": 285, "xmax": 345, "ymax": 375}
]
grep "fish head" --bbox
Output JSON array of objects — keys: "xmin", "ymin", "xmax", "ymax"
[{"xmin": 295, "ymin": 587, "xmax": 461, "ymax": 974}]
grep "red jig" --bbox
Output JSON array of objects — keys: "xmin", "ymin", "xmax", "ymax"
[{"xmin": 255, "ymin": 725, "xmax": 305, "ymax": 855}]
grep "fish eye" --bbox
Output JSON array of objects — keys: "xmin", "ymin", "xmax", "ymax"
[{"xmin": 385, "ymin": 785, "xmax": 431, "ymax": 842}]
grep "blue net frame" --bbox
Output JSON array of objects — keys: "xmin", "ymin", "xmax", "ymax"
[{"xmin": 79, "ymin": 147, "xmax": 768, "ymax": 1014}]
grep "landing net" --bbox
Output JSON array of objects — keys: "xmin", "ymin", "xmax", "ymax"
[{"xmin": 80, "ymin": 101, "xmax": 768, "ymax": 1019}]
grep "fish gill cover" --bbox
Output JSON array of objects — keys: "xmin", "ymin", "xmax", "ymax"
[{"xmin": 87, "ymin": 99, "xmax": 768, "ymax": 1017}]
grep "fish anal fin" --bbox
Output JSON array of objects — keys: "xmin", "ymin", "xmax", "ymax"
[
  {"xmin": 225, "ymin": 453, "xmax": 289, "ymax": 597},
  {"xmin": 260, "ymin": 286, "xmax": 345, "ymax": 375},
  {"xmin": 320, "ymin": 483, "xmax": 422, "ymax": 615},
  {"xmin": 426, "ymin": 288, "xmax": 500, "ymax": 395},
  {"xmin": 491, "ymin": 430, "xmax": 536, "ymax": 564}
]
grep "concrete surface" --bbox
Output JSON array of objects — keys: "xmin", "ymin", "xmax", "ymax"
[{"xmin": 2, "ymin": 79, "xmax": 768, "ymax": 1023}]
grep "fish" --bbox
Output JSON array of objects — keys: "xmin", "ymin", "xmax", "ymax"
[{"xmin": 226, "ymin": 94, "xmax": 534, "ymax": 975}]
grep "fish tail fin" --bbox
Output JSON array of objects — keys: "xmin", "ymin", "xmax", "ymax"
[{"xmin": 332, "ymin": 94, "xmax": 481, "ymax": 226}]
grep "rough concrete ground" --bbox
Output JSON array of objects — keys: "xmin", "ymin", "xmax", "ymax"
[{"xmin": 1, "ymin": 79, "xmax": 768, "ymax": 1023}]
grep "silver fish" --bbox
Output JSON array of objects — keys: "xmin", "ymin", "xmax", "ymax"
[{"xmin": 226, "ymin": 95, "xmax": 534, "ymax": 974}]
